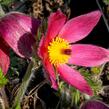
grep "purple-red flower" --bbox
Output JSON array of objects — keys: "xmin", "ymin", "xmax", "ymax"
[
  {"xmin": 80, "ymin": 100, "xmax": 109, "ymax": 109},
  {"xmin": 0, "ymin": 12, "xmax": 40, "ymax": 75},
  {"xmin": 38, "ymin": 10, "xmax": 109, "ymax": 95}
]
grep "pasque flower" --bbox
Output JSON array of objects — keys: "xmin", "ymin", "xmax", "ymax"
[
  {"xmin": 80, "ymin": 100, "xmax": 109, "ymax": 109},
  {"xmin": 38, "ymin": 10, "xmax": 109, "ymax": 95},
  {"xmin": 0, "ymin": 12, "xmax": 40, "ymax": 74}
]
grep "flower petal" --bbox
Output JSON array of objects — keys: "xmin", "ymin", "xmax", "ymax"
[
  {"xmin": 0, "ymin": 12, "xmax": 40, "ymax": 58},
  {"xmin": 59, "ymin": 10, "xmax": 101, "ymax": 43},
  {"xmin": 68, "ymin": 44, "xmax": 109, "ymax": 67},
  {"xmin": 45, "ymin": 10, "xmax": 67, "ymax": 43},
  {"xmin": 80, "ymin": 100, "xmax": 109, "ymax": 109},
  {"xmin": 57, "ymin": 64, "xmax": 93, "ymax": 95},
  {"xmin": 10, "ymin": 12, "xmax": 40, "ymax": 35},
  {"xmin": 0, "ymin": 49, "xmax": 10, "ymax": 75},
  {"xmin": 37, "ymin": 34, "xmax": 45, "ymax": 59},
  {"xmin": 0, "ymin": 38, "xmax": 10, "ymax": 75},
  {"xmin": 43, "ymin": 59, "xmax": 58, "ymax": 89},
  {"xmin": 38, "ymin": 11, "xmax": 67, "ymax": 59}
]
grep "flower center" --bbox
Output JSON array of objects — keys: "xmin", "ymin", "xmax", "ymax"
[{"xmin": 48, "ymin": 37, "xmax": 71, "ymax": 66}]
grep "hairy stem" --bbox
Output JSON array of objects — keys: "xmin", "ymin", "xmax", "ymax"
[
  {"xmin": 0, "ymin": 87, "xmax": 9, "ymax": 109},
  {"xmin": 12, "ymin": 61, "xmax": 34, "ymax": 108},
  {"xmin": 0, "ymin": 4, "xmax": 5, "ymax": 17},
  {"xmin": 96, "ymin": 0, "xmax": 109, "ymax": 32},
  {"xmin": 96, "ymin": 0, "xmax": 109, "ymax": 74}
]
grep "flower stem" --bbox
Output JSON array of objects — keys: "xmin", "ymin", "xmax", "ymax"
[
  {"xmin": 96, "ymin": 0, "xmax": 109, "ymax": 75},
  {"xmin": 0, "ymin": 87, "xmax": 9, "ymax": 109},
  {"xmin": 96, "ymin": 0, "xmax": 109, "ymax": 32},
  {"xmin": 12, "ymin": 60, "xmax": 34, "ymax": 109},
  {"xmin": 0, "ymin": 4, "xmax": 5, "ymax": 17}
]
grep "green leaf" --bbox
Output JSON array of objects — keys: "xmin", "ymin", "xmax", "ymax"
[
  {"xmin": 103, "ymin": 0, "xmax": 109, "ymax": 5},
  {"xmin": 0, "ymin": 68, "xmax": 8, "ymax": 87},
  {"xmin": 79, "ymin": 67, "xmax": 102, "ymax": 96},
  {"xmin": 91, "ymin": 66, "xmax": 101, "ymax": 74},
  {"xmin": 0, "ymin": 0, "xmax": 14, "ymax": 6},
  {"xmin": 71, "ymin": 88, "xmax": 80, "ymax": 105},
  {"xmin": 15, "ymin": 103, "xmax": 21, "ymax": 109}
]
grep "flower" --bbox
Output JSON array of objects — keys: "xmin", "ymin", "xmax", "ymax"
[
  {"xmin": 0, "ymin": 12, "xmax": 40, "ymax": 75},
  {"xmin": 80, "ymin": 100, "xmax": 109, "ymax": 109},
  {"xmin": 38, "ymin": 10, "xmax": 109, "ymax": 95}
]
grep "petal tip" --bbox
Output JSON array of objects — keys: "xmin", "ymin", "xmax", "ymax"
[
  {"xmin": 51, "ymin": 84, "xmax": 58, "ymax": 90},
  {"xmin": 85, "ymin": 86, "xmax": 93, "ymax": 96}
]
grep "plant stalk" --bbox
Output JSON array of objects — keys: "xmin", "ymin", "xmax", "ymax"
[{"xmin": 12, "ymin": 60, "xmax": 34, "ymax": 109}]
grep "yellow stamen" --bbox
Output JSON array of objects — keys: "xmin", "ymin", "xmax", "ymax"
[{"xmin": 48, "ymin": 37, "xmax": 71, "ymax": 66}]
